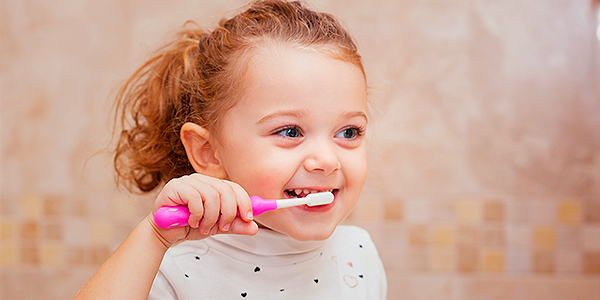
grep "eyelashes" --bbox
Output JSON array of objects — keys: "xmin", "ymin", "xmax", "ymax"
[
  {"xmin": 271, "ymin": 125, "xmax": 366, "ymax": 140},
  {"xmin": 336, "ymin": 125, "xmax": 366, "ymax": 139},
  {"xmin": 272, "ymin": 125, "xmax": 303, "ymax": 138}
]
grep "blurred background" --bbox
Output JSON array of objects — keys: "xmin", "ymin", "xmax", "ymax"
[{"xmin": 1, "ymin": 0, "xmax": 600, "ymax": 299}]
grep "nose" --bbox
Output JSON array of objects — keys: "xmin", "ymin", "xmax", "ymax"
[{"xmin": 303, "ymin": 140, "xmax": 341, "ymax": 175}]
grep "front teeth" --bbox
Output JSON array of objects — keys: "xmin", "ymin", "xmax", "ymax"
[{"xmin": 287, "ymin": 189, "xmax": 334, "ymax": 198}]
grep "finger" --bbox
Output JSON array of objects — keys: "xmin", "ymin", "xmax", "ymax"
[
  {"xmin": 189, "ymin": 180, "xmax": 221, "ymax": 235},
  {"xmin": 158, "ymin": 178, "xmax": 204, "ymax": 228},
  {"xmin": 212, "ymin": 182, "xmax": 238, "ymax": 232},
  {"xmin": 190, "ymin": 176, "xmax": 240, "ymax": 232},
  {"xmin": 227, "ymin": 181, "xmax": 253, "ymax": 222},
  {"xmin": 156, "ymin": 176, "xmax": 199, "ymax": 207},
  {"xmin": 228, "ymin": 218, "xmax": 259, "ymax": 236}
]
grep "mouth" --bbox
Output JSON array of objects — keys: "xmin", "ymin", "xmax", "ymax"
[{"xmin": 284, "ymin": 188, "xmax": 337, "ymax": 199}]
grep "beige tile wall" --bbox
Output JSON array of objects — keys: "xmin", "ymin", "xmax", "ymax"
[{"xmin": 2, "ymin": 0, "xmax": 600, "ymax": 299}]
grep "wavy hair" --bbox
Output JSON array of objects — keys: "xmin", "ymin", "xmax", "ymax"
[{"xmin": 114, "ymin": 0, "xmax": 364, "ymax": 192}]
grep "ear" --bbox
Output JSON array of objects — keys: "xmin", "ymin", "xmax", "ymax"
[{"xmin": 180, "ymin": 122, "xmax": 227, "ymax": 179}]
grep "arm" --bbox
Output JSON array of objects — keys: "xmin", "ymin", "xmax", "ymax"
[
  {"xmin": 73, "ymin": 217, "xmax": 169, "ymax": 300},
  {"xmin": 73, "ymin": 174, "xmax": 258, "ymax": 300}
]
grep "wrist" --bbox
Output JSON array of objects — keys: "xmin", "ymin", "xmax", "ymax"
[{"xmin": 144, "ymin": 213, "xmax": 192, "ymax": 249}]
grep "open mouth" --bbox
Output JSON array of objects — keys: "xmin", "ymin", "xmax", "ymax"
[{"xmin": 284, "ymin": 189, "xmax": 337, "ymax": 199}]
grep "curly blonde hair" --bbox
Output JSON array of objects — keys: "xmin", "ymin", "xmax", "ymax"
[{"xmin": 114, "ymin": 0, "xmax": 364, "ymax": 193}]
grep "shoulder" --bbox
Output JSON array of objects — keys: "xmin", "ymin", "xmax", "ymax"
[
  {"xmin": 157, "ymin": 239, "xmax": 211, "ymax": 276},
  {"xmin": 333, "ymin": 225, "xmax": 372, "ymax": 239},
  {"xmin": 330, "ymin": 225, "xmax": 375, "ymax": 247},
  {"xmin": 327, "ymin": 225, "xmax": 380, "ymax": 259}
]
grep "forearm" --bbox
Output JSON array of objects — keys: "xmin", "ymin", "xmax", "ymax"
[{"xmin": 73, "ymin": 217, "xmax": 169, "ymax": 300}]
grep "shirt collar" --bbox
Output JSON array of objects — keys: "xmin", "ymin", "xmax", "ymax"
[{"xmin": 208, "ymin": 227, "xmax": 326, "ymax": 256}]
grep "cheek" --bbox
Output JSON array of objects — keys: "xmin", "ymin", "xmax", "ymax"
[
  {"xmin": 343, "ymin": 149, "xmax": 368, "ymax": 187},
  {"xmin": 220, "ymin": 147, "xmax": 296, "ymax": 196}
]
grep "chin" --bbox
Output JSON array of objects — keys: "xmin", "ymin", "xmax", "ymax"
[{"xmin": 285, "ymin": 223, "xmax": 338, "ymax": 241}]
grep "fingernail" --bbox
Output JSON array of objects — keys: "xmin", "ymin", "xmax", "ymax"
[
  {"xmin": 247, "ymin": 211, "xmax": 254, "ymax": 220},
  {"xmin": 222, "ymin": 223, "xmax": 230, "ymax": 232},
  {"xmin": 201, "ymin": 227, "xmax": 210, "ymax": 235}
]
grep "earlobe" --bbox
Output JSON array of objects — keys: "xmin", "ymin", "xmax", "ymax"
[{"xmin": 180, "ymin": 122, "xmax": 227, "ymax": 178}]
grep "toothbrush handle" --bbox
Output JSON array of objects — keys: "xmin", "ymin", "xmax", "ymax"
[
  {"xmin": 249, "ymin": 195, "xmax": 277, "ymax": 216},
  {"xmin": 153, "ymin": 196, "xmax": 277, "ymax": 229},
  {"xmin": 154, "ymin": 206, "xmax": 191, "ymax": 229}
]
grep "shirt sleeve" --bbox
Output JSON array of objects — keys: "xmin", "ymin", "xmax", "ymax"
[
  {"xmin": 148, "ymin": 252, "xmax": 188, "ymax": 300},
  {"xmin": 148, "ymin": 268, "xmax": 177, "ymax": 300}
]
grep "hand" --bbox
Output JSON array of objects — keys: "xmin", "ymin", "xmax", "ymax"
[{"xmin": 147, "ymin": 174, "xmax": 258, "ymax": 247}]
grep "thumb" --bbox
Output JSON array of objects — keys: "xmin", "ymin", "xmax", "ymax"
[{"xmin": 227, "ymin": 218, "xmax": 259, "ymax": 236}]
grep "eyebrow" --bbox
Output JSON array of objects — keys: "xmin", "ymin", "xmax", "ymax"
[
  {"xmin": 256, "ymin": 109, "xmax": 368, "ymax": 125},
  {"xmin": 256, "ymin": 109, "xmax": 307, "ymax": 125}
]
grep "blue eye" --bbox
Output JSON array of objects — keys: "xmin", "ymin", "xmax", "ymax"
[
  {"xmin": 274, "ymin": 126, "xmax": 303, "ymax": 138},
  {"xmin": 335, "ymin": 127, "xmax": 364, "ymax": 139}
]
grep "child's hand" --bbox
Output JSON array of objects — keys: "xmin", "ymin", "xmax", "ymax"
[{"xmin": 147, "ymin": 174, "xmax": 258, "ymax": 247}]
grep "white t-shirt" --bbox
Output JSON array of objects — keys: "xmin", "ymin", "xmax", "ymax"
[{"xmin": 149, "ymin": 225, "xmax": 387, "ymax": 299}]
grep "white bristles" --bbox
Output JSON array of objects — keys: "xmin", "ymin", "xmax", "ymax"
[{"xmin": 276, "ymin": 192, "xmax": 334, "ymax": 209}]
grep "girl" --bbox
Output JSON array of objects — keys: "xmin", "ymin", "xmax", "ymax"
[{"xmin": 75, "ymin": 0, "xmax": 387, "ymax": 299}]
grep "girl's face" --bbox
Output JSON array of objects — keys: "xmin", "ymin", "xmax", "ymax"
[{"xmin": 214, "ymin": 45, "xmax": 368, "ymax": 241}]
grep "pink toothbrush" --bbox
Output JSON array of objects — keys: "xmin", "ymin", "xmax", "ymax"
[{"xmin": 153, "ymin": 192, "xmax": 334, "ymax": 229}]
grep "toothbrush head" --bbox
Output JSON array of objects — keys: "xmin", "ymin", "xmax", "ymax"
[{"xmin": 305, "ymin": 192, "xmax": 334, "ymax": 206}]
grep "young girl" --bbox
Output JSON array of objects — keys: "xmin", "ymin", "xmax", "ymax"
[{"xmin": 75, "ymin": 0, "xmax": 387, "ymax": 299}]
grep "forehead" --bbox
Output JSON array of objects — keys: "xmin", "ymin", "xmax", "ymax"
[{"xmin": 238, "ymin": 42, "xmax": 367, "ymax": 107}]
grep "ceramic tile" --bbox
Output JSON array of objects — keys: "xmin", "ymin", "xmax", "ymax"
[
  {"xmin": 384, "ymin": 199, "xmax": 403, "ymax": 220},
  {"xmin": 555, "ymin": 250, "xmax": 582, "ymax": 273},
  {"xmin": 71, "ymin": 201, "xmax": 88, "ymax": 217},
  {"xmin": 581, "ymin": 225, "xmax": 600, "ymax": 251},
  {"xmin": 19, "ymin": 195, "xmax": 43, "ymax": 219},
  {"xmin": 405, "ymin": 246, "xmax": 428, "ymax": 272},
  {"xmin": 456, "ymin": 225, "xmax": 478, "ymax": 246},
  {"xmin": 432, "ymin": 225, "xmax": 454, "ymax": 246},
  {"xmin": 109, "ymin": 195, "xmax": 145, "ymax": 221},
  {"xmin": 43, "ymin": 221, "xmax": 63, "ymax": 241},
  {"xmin": 506, "ymin": 201, "xmax": 530, "ymax": 223},
  {"xmin": 530, "ymin": 201, "xmax": 557, "ymax": 224},
  {"xmin": 483, "ymin": 200, "xmax": 505, "ymax": 223},
  {"xmin": 583, "ymin": 251, "xmax": 600, "ymax": 274},
  {"xmin": 481, "ymin": 250, "xmax": 505, "ymax": 272},
  {"xmin": 533, "ymin": 250, "xmax": 555, "ymax": 273},
  {"xmin": 556, "ymin": 226, "xmax": 580, "ymax": 250},
  {"xmin": 430, "ymin": 246, "xmax": 454, "ymax": 272},
  {"xmin": 404, "ymin": 200, "xmax": 432, "ymax": 224},
  {"xmin": 431, "ymin": 201, "xmax": 455, "ymax": 223},
  {"xmin": 90, "ymin": 246, "xmax": 111, "ymax": 265},
  {"xmin": 457, "ymin": 244, "xmax": 478, "ymax": 273},
  {"xmin": 0, "ymin": 221, "xmax": 16, "ymax": 240},
  {"xmin": 456, "ymin": 199, "xmax": 482, "ymax": 225},
  {"xmin": 480, "ymin": 225, "xmax": 505, "ymax": 247},
  {"xmin": 20, "ymin": 244, "xmax": 40, "ymax": 265},
  {"xmin": 506, "ymin": 224, "xmax": 532, "ymax": 248},
  {"xmin": 0, "ymin": 243, "xmax": 18, "ymax": 266},
  {"xmin": 350, "ymin": 197, "xmax": 379, "ymax": 221},
  {"xmin": 506, "ymin": 248, "xmax": 532, "ymax": 273},
  {"xmin": 0, "ymin": 197, "xmax": 15, "ymax": 215},
  {"xmin": 63, "ymin": 218, "xmax": 90, "ymax": 246},
  {"xmin": 533, "ymin": 225, "xmax": 556, "ymax": 250},
  {"xmin": 89, "ymin": 220, "xmax": 114, "ymax": 245},
  {"xmin": 584, "ymin": 199, "xmax": 600, "ymax": 223},
  {"xmin": 41, "ymin": 243, "xmax": 64, "ymax": 266},
  {"xmin": 407, "ymin": 224, "xmax": 429, "ymax": 246},
  {"xmin": 558, "ymin": 200, "xmax": 582, "ymax": 225},
  {"xmin": 20, "ymin": 221, "xmax": 38, "ymax": 240},
  {"xmin": 43, "ymin": 195, "xmax": 63, "ymax": 216},
  {"xmin": 65, "ymin": 247, "xmax": 86, "ymax": 265}
]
